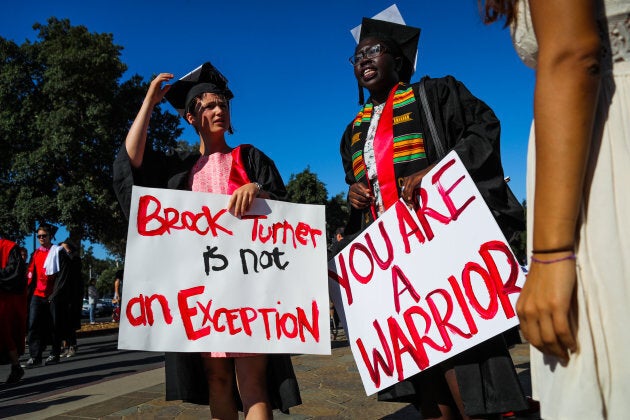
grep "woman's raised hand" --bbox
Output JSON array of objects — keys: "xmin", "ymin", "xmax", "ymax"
[
  {"xmin": 126, "ymin": 72, "xmax": 175, "ymax": 168},
  {"xmin": 146, "ymin": 73, "xmax": 174, "ymax": 107}
]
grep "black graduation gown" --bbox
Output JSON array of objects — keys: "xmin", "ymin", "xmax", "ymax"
[
  {"xmin": 113, "ymin": 144, "xmax": 288, "ymax": 220},
  {"xmin": 49, "ymin": 246, "xmax": 83, "ymax": 331},
  {"xmin": 112, "ymin": 144, "xmax": 301, "ymax": 412},
  {"xmin": 338, "ymin": 76, "xmax": 528, "ymax": 416},
  {"xmin": 340, "ymin": 76, "xmax": 524, "ymax": 239}
]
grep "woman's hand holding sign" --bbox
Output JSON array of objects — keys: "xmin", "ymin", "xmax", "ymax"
[
  {"xmin": 228, "ymin": 182, "xmax": 261, "ymax": 218},
  {"xmin": 348, "ymin": 182, "xmax": 374, "ymax": 210},
  {"xmin": 400, "ymin": 165, "xmax": 436, "ymax": 207}
]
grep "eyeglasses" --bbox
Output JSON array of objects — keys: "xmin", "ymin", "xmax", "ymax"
[
  {"xmin": 349, "ymin": 44, "xmax": 388, "ymax": 66},
  {"xmin": 37, "ymin": 234, "xmax": 48, "ymax": 239}
]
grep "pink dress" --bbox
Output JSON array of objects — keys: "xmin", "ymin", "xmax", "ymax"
[{"xmin": 189, "ymin": 151, "xmax": 257, "ymax": 359}]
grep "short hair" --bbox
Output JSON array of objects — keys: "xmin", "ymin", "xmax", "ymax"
[{"xmin": 37, "ymin": 223, "xmax": 57, "ymax": 239}]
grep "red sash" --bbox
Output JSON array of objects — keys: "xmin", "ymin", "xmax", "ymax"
[
  {"xmin": 373, "ymin": 85, "xmax": 399, "ymax": 210},
  {"xmin": 227, "ymin": 145, "xmax": 252, "ymax": 193}
]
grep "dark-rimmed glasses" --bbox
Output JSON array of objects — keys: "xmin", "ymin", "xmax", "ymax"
[
  {"xmin": 349, "ymin": 44, "xmax": 388, "ymax": 66},
  {"xmin": 37, "ymin": 234, "xmax": 48, "ymax": 239}
]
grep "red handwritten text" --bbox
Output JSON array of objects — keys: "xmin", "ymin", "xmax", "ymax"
[
  {"xmin": 124, "ymin": 286, "xmax": 320, "ymax": 344},
  {"xmin": 137, "ymin": 195, "xmax": 232, "ymax": 237},
  {"xmin": 248, "ymin": 215, "xmax": 323, "ymax": 249},
  {"xmin": 355, "ymin": 240, "xmax": 520, "ymax": 387}
]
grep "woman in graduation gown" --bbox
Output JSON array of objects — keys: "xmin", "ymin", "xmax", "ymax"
[
  {"xmin": 113, "ymin": 62, "xmax": 301, "ymax": 419},
  {"xmin": 337, "ymin": 17, "xmax": 528, "ymax": 420}
]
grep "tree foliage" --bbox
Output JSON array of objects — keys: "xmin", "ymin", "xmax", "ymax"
[
  {"xmin": 285, "ymin": 168, "xmax": 349, "ymax": 244},
  {"xmin": 0, "ymin": 18, "xmax": 182, "ymax": 257},
  {"xmin": 1, "ymin": 18, "xmax": 353, "ymax": 262},
  {"xmin": 325, "ymin": 192, "xmax": 350, "ymax": 245},
  {"xmin": 94, "ymin": 264, "xmax": 121, "ymax": 298},
  {"xmin": 285, "ymin": 167, "xmax": 328, "ymax": 205}
]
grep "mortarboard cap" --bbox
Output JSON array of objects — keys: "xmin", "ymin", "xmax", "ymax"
[
  {"xmin": 351, "ymin": 4, "xmax": 406, "ymax": 42},
  {"xmin": 350, "ymin": 5, "xmax": 421, "ymax": 103},
  {"xmin": 358, "ymin": 17, "xmax": 420, "ymax": 81},
  {"xmin": 164, "ymin": 62, "xmax": 234, "ymax": 117},
  {"xmin": 351, "ymin": 5, "xmax": 420, "ymax": 78},
  {"xmin": 62, "ymin": 237, "xmax": 79, "ymax": 251}
]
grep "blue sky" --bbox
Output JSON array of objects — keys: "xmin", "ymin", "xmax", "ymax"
[{"xmin": 3, "ymin": 0, "xmax": 535, "ymax": 259}]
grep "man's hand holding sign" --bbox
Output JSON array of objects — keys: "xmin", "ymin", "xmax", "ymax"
[{"xmin": 328, "ymin": 151, "xmax": 525, "ymax": 395}]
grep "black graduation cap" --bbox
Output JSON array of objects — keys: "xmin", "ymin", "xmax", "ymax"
[
  {"xmin": 164, "ymin": 62, "xmax": 234, "ymax": 117},
  {"xmin": 358, "ymin": 17, "xmax": 421, "ymax": 82},
  {"xmin": 62, "ymin": 237, "xmax": 79, "ymax": 251}
]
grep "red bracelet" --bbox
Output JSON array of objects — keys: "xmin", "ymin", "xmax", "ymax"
[{"xmin": 530, "ymin": 253, "xmax": 576, "ymax": 265}]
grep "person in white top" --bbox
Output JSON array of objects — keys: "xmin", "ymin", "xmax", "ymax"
[{"xmin": 481, "ymin": 0, "xmax": 630, "ymax": 418}]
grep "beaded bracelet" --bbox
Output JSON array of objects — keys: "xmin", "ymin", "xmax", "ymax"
[
  {"xmin": 530, "ymin": 253, "xmax": 576, "ymax": 265},
  {"xmin": 531, "ymin": 247, "xmax": 574, "ymax": 254}
]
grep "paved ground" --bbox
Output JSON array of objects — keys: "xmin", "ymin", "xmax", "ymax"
[{"xmin": 2, "ymin": 327, "xmax": 538, "ymax": 419}]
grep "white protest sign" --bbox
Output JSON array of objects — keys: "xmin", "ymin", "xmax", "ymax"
[
  {"xmin": 328, "ymin": 151, "xmax": 525, "ymax": 395},
  {"xmin": 119, "ymin": 186, "xmax": 330, "ymax": 355}
]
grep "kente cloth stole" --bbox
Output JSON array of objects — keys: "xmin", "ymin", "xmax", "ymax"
[
  {"xmin": 227, "ymin": 145, "xmax": 253, "ymax": 193},
  {"xmin": 350, "ymin": 83, "xmax": 427, "ymax": 210}
]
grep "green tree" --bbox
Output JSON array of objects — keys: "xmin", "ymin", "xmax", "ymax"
[
  {"xmin": 286, "ymin": 167, "xmax": 328, "ymax": 205},
  {"xmin": 286, "ymin": 168, "xmax": 349, "ymax": 244},
  {"xmin": 325, "ymin": 192, "xmax": 350, "ymax": 245},
  {"xmin": 0, "ymin": 18, "xmax": 182, "ymax": 257},
  {"xmin": 175, "ymin": 139, "xmax": 197, "ymax": 153},
  {"xmin": 97, "ymin": 265, "xmax": 121, "ymax": 298},
  {"xmin": 81, "ymin": 245, "xmax": 118, "ymax": 297}
]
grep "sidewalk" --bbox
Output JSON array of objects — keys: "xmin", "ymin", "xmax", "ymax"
[{"xmin": 5, "ymin": 326, "xmax": 535, "ymax": 419}]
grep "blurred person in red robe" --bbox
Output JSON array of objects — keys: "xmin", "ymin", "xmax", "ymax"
[{"xmin": 0, "ymin": 232, "xmax": 27, "ymax": 384}]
